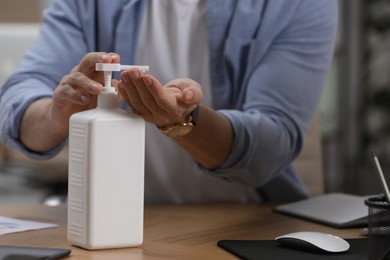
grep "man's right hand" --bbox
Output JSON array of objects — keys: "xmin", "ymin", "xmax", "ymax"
[
  {"xmin": 20, "ymin": 52, "xmax": 120, "ymax": 152},
  {"xmin": 51, "ymin": 52, "xmax": 120, "ymax": 132}
]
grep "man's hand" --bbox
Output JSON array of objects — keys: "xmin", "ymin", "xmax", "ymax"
[
  {"xmin": 50, "ymin": 52, "xmax": 120, "ymax": 133},
  {"xmin": 118, "ymin": 69, "xmax": 203, "ymax": 127},
  {"xmin": 20, "ymin": 52, "xmax": 120, "ymax": 152}
]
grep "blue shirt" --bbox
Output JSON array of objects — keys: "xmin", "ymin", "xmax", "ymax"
[{"xmin": 0, "ymin": 0, "xmax": 338, "ymax": 201}]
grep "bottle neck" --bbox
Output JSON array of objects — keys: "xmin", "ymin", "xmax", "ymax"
[
  {"xmin": 97, "ymin": 71, "xmax": 118, "ymax": 109},
  {"xmin": 97, "ymin": 87, "xmax": 117, "ymax": 109}
]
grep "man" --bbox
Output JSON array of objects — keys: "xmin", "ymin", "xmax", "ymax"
[{"xmin": 0, "ymin": 0, "xmax": 338, "ymax": 202}]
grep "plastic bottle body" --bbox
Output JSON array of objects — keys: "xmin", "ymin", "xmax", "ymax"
[{"xmin": 67, "ymin": 108, "xmax": 145, "ymax": 250}]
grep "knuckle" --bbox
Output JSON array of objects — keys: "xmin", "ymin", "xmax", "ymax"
[
  {"xmin": 70, "ymin": 72, "xmax": 83, "ymax": 80},
  {"xmin": 54, "ymin": 84, "xmax": 70, "ymax": 102},
  {"xmin": 84, "ymin": 52, "xmax": 98, "ymax": 61},
  {"xmin": 60, "ymin": 74, "xmax": 71, "ymax": 83},
  {"xmin": 85, "ymin": 52, "xmax": 94, "ymax": 58},
  {"xmin": 62, "ymin": 72, "xmax": 81, "ymax": 84}
]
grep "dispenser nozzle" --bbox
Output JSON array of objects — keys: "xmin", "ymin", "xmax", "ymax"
[
  {"xmin": 96, "ymin": 63, "xmax": 149, "ymax": 89},
  {"xmin": 95, "ymin": 63, "xmax": 149, "ymax": 73},
  {"xmin": 95, "ymin": 63, "xmax": 150, "ymax": 108}
]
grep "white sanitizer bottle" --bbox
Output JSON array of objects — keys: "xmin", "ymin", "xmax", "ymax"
[{"xmin": 67, "ymin": 63, "xmax": 148, "ymax": 250}]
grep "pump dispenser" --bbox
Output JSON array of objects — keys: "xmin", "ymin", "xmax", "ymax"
[{"xmin": 67, "ymin": 63, "xmax": 149, "ymax": 250}]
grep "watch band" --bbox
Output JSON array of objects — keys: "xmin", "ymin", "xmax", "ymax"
[
  {"xmin": 190, "ymin": 104, "xmax": 199, "ymax": 126},
  {"xmin": 157, "ymin": 105, "xmax": 200, "ymax": 137}
]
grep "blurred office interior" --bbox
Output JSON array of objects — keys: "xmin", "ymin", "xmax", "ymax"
[{"xmin": 0, "ymin": 0, "xmax": 389, "ymax": 203}]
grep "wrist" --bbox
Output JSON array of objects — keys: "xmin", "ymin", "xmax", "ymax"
[{"xmin": 157, "ymin": 105, "xmax": 199, "ymax": 138}]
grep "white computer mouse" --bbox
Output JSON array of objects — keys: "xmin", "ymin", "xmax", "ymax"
[{"xmin": 275, "ymin": 231, "xmax": 350, "ymax": 253}]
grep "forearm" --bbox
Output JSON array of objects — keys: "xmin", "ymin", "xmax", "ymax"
[
  {"xmin": 173, "ymin": 104, "xmax": 233, "ymax": 169},
  {"xmin": 20, "ymin": 98, "xmax": 68, "ymax": 152}
]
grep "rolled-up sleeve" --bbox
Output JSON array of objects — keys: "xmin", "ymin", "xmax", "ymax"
[{"xmin": 0, "ymin": 0, "xmax": 90, "ymax": 159}]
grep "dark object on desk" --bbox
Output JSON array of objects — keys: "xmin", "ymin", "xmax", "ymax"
[
  {"xmin": 365, "ymin": 195, "xmax": 390, "ymax": 260},
  {"xmin": 0, "ymin": 245, "xmax": 71, "ymax": 260},
  {"xmin": 217, "ymin": 238, "xmax": 368, "ymax": 260},
  {"xmin": 274, "ymin": 193, "xmax": 368, "ymax": 228}
]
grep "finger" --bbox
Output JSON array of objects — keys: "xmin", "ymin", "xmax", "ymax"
[
  {"xmin": 71, "ymin": 52, "xmax": 104, "ymax": 74},
  {"xmin": 99, "ymin": 52, "xmax": 121, "ymax": 67},
  {"xmin": 118, "ymin": 77, "xmax": 153, "ymax": 118},
  {"xmin": 56, "ymin": 73, "xmax": 102, "ymax": 106},
  {"xmin": 112, "ymin": 79, "xmax": 123, "ymax": 105},
  {"xmin": 181, "ymin": 88, "xmax": 198, "ymax": 103},
  {"xmin": 166, "ymin": 79, "xmax": 203, "ymax": 105},
  {"xmin": 140, "ymin": 76, "xmax": 186, "ymax": 124},
  {"xmin": 144, "ymin": 76, "xmax": 181, "ymax": 113},
  {"xmin": 117, "ymin": 84, "xmax": 132, "ymax": 109},
  {"xmin": 93, "ymin": 52, "xmax": 120, "ymax": 67},
  {"xmin": 121, "ymin": 70, "xmax": 157, "ymax": 111},
  {"xmin": 55, "ymin": 83, "xmax": 92, "ymax": 105},
  {"xmin": 62, "ymin": 72, "xmax": 103, "ymax": 95},
  {"xmin": 74, "ymin": 52, "xmax": 121, "ymax": 76},
  {"xmin": 137, "ymin": 76, "xmax": 164, "ymax": 111}
]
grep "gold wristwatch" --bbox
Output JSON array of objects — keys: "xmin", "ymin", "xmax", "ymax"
[{"xmin": 157, "ymin": 105, "xmax": 199, "ymax": 137}]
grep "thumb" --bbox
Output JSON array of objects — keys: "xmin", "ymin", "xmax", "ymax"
[
  {"xmin": 182, "ymin": 89, "xmax": 195, "ymax": 103},
  {"xmin": 181, "ymin": 85, "xmax": 203, "ymax": 105}
]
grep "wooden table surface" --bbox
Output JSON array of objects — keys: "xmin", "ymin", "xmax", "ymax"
[{"xmin": 0, "ymin": 203, "xmax": 364, "ymax": 259}]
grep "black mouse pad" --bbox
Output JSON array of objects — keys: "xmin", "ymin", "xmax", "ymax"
[{"xmin": 217, "ymin": 238, "xmax": 368, "ymax": 260}]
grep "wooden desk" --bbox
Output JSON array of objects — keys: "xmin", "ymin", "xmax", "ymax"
[{"xmin": 0, "ymin": 204, "xmax": 363, "ymax": 259}]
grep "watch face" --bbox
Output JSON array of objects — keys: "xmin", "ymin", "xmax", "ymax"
[{"xmin": 167, "ymin": 124, "xmax": 193, "ymax": 137}]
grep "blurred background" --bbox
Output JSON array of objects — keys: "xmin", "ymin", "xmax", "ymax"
[{"xmin": 0, "ymin": 0, "xmax": 388, "ymax": 204}]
